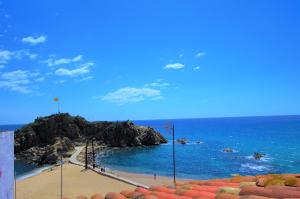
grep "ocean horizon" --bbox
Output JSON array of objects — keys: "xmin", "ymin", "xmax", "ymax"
[{"xmin": 4, "ymin": 115, "xmax": 300, "ymax": 180}]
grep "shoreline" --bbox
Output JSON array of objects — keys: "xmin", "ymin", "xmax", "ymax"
[
  {"xmin": 16, "ymin": 159, "xmax": 182, "ymax": 187},
  {"xmin": 16, "ymin": 164, "xmax": 53, "ymax": 181},
  {"xmin": 17, "ymin": 146, "xmax": 179, "ymax": 186},
  {"xmin": 72, "ymin": 146, "xmax": 180, "ymax": 187}
]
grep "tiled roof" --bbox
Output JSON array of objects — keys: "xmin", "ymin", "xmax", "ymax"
[{"xmin": 65, "ymin": 174, "xmax": 300, "ymax": 199}]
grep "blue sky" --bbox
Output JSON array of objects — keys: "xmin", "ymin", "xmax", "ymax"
[{"xmin": 0, "ymin": 0, "xmax": 300, "ymax": 124}]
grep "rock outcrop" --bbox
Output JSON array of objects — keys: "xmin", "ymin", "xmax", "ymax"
[
  {"xmin": 176, "ymin": 138, "xmax": 188, "ymax": 144},
  {"xmin": 14, "ymin": 113, "xmax": 167, "ymax": 165},
  {"xmin": 223, "ymin": 148, "xmax": 234, "ymax": 153},
  {"xmin": 253, "ymin": 152, "xmax": 265, "ymax": 160}
]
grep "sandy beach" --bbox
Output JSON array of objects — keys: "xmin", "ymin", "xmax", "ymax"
[
  {"xmin": 16, "ymin": 163, "xmax": 175, "ymax": 199},
  {"xmin": 111, "ymin": 169, "xmax": 178, "ymax": 187},
  {"xmin": 16, "ymin": 144, "xmax": 178, "ymax": 199},
  {"xmin": 17, "ymin": 163, "xmax": 134, "ymax": 199}
]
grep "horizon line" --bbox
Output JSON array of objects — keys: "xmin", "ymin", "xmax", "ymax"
[{"xmin": 1, "ymin": 113, "xmax": 300, "ymax": 126}]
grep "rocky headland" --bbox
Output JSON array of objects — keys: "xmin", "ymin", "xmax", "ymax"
[{"xmin": 14, "ymin": 113, "xmax": 167, "ymax": 165}]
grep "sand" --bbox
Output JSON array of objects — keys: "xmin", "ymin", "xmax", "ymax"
[
  {"xmin": 16, "ymin": 163, "xmax": 175, "ymax": 199},
  {"xmin": 110, "ymin": 169, "xmax": 177, "ymax": 187}
]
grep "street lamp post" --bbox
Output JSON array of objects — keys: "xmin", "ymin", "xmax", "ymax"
[
  {"xmin": 54, "ymin": 97, "xmax": 63, "ymax": 199},
  {"xmin": 92, "ymin": 138, "xmax": 95, "ymax": 169},
  {"xmin": 165, "ymin": 123, "xmax": 176, "ymax": 185}
]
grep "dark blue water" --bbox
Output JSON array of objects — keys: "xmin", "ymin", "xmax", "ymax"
[
  {"xmin": 0, "ymin": 124, "xmax": 23, "ymax": 132},
  {"xmin": 96, "ymin": 116, "xmax": 300, "ymax": 179}
]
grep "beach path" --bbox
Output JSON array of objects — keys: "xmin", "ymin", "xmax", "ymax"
[{"xmin": 69, "ymin": 146, "xmax": 84, "ymax": 165}]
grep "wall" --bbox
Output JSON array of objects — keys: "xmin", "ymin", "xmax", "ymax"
[{"xmin": 0, "ymin": 131, "xmax": 14, "ymax": 199}]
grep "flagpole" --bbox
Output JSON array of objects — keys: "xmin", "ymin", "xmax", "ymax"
[
  {"xmin": 60, "ymin": 148, "xmax": 63, "ymax": 199},
  {"xmin": 172, "ymin": 124, "xmax": 176, "ymax": 185},
  {"xmin": 14, "ymin": 172, "xmax": 16, "ymax": 199}
]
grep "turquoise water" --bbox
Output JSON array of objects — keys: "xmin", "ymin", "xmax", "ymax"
[
  {"xmin": 4, "ymin": 115, "xmax": 300, "ymax": 180},
  {"xmin": 14, "ymin": 160, "xmax": 50, "ymax": 180},
  {"xmin": 96, "ymin": 116, "xmax": 300, "ymax": 179},
  {"xmin": 0, "ymin": 124, "xmax": 44, "ymax": 179}
]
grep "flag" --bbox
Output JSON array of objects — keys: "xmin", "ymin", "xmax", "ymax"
[
  {"xmin": 164, "ymin": 123, "xmax": 173, "ymax": 135},
  {"xmin": 54, "ymin": 97, "xmax": 59, "ymax": 102}
]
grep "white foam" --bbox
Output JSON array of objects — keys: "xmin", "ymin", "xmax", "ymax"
[
  {"xmin": 16, "ymin": 165, "xmax": 52, "ymax": 181},
  {"xmin": 245, "ymin": 155, "xmax": 273, "ymax": 162},
  {"xmin": 186, "ymin": 141, "xmax": 204, "ymax": 145},
  {"xmin": 241, "ymin": 163, "xmax": 269, "ymax": 172},
  {"xmin": 260, "ymin": 157, "xmax": 273, "ymax": 162},
  {"xmin": 222, "ymin": 149, "xmax": 239, "ymax": 153}
]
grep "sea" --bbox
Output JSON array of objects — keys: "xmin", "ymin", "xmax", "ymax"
[
  {"xmin": 0, "ymin": 124, "xmax": 51, "ymax": 180},
  {"xmin": 3, "ymin": 115, "xmax": 300, "ymax": 180}
]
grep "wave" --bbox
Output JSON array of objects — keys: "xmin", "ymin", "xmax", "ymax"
[
  {"xmin": 240, "ymin": 163, "xmax": 270, "ymax": 172},
  {"xmin": 16, "ymin": 165, "xmax": 52, "ymax": 181},
  {"xmin": 245, "ymin": 155, "xmax": 273, "ymax": 162},
  {"xmin": 185, "ymin": 141, "xmax": 204, "ymax": 145},
  {"xmin": 162, "ymin": 141, "xmax": 204, "ymax": 145},
  {"xmin": 221, "ymin": 149, "xmax": 239, "ymax": 153}
]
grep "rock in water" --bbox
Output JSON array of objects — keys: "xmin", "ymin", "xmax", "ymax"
[
  {"xmin": 14, "ymin": 113, "xmax": 167, "ymax": 164},
  {"xmin": 223, "ymin": 148, "xmax": 234, "ymax": 153},
  {"xmin": 253, "ymin": 152, "xmax": 265, "ymax": 160},
  {"xmin": 176, "ymin": 138, "xmax": 188, "ymax": 144}
]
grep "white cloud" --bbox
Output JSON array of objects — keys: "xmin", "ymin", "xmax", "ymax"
[
  {"xmin": 54, "ymin": 80, "xmax": 67, "ymax": 84},
  {"xmin": 0, "ymin": 50, "xmax": 14, "ymax": 65},
  {"xmin": 29, "ymin": 72, "xmax": 40, "ymax": 77},
  {"xmin": 21, "ymin": 35, "xmax": 47, "ymax": 45},
  {"xmin": 23, "ymin": 51, "xmax": 38, "ymax": 60},
  {"xmin": 0, "ymin": 49, "xmax": 38, "ymax": 68},
  {"xmin": 55, "ymin": 64, "xmax": 91, "ymax": 77},
  {"xmin": 196, "ymin": 52, "xmax": 206, "ymax": 57},
  {"xmin": 100, "ymin": 87, "xmax": 162, "ymax": 104},
  {"xmin": 179, "ymin": 54, "xmax": 183, "ymax": 58},
  {"xmin": 72, "ymin": 55, "xmax": 82, "ymax": 62},
  {"xmin": 151, "ymin": 95, "xmax": 164, "ymax": 101},
  {"xmin": 0, "ymin": 70, "xmax": 43, "ymax": 93},
  {"xmin": 164, "ymin": 63, "xmax": 184, "ymax": 70},
  {"xmin": 145, "ymin": 79, "xmax": 169, "ymax": 88},
  {"xmin": 45, "ymin": 54, "xmax": 83, "ymax": 67},
  {"xmin": 53, "ymin": 58, "xmax": 70, "ymax": 65},
  {"xmin": 14, "ymin": 50, "xmax": 38, "ymax": 61},
  {"xmin": 0, "ymin": 79, "xmax": 31, "ymax": 93},
  {"xmin": 77, "ymin": 76, "xmax": 93, "ymax": 82},
  {"xmin": 0, "ymin": 70, "xmax": 31, "ymax": 93},
  {"xmin": 35, "ymin": 77, "xmax": 45, "ymax": 82},
  {"xmin": 2, "ymin": 70, "xmax": 29, "ymax": 80},
  {"xmin": 194, "ymin": 66, "xmax": 200, "ymax": 70}
]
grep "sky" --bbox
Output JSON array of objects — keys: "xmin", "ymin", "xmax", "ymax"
[{"xmin": 0, "ymin": 0, "xmax": 300, "ymax": 124}]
